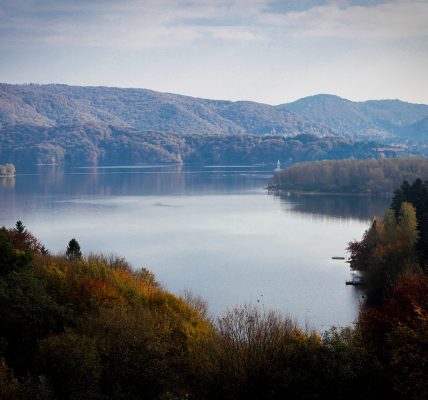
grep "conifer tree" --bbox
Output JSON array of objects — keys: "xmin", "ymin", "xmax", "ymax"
[
  {"xmin": 15, "ymin": 221, "xmax": 25, "ymax": 234},
  {"xmin": 66, "ymin": 238, "xmax": 82, "ymax": 260}
]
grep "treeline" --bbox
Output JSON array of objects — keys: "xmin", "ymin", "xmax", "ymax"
[
  {"xmin": 1, "ymin": 208, "xmax": 427, "ymax": 399},
  {"xmin": 0, "ymin": 163, "xmax": 15, "ymax": 176},
  {"xmin": 1, "ymin": 123, "xmax": 380, "ymax": 166},
  {"xmin": 273, "ymin": 157, "xmax": 428, "ymax": 194},
  {"xmin": 346, "ymin": 179, "xmax": 428, "ymax": 398}
]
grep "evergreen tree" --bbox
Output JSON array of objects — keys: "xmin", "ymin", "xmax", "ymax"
[
  {"xmin": 348, "ymin": 202, "xmax": 420, "ymax": 305},
  {"xmin": 66, "ymin": 239, "xmax": 82, "ymax": 260},
  {"xmin": 40, "ymin": 245, "xmax": 49, "ymax": 256},
  {"xmin": 15, "ymin": 221, "xmax": 25, "ymax": 234}
]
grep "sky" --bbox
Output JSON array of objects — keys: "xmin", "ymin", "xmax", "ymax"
[{"xmin": 1, "ymin": 0, "xmax": 428, "ymax": 104}]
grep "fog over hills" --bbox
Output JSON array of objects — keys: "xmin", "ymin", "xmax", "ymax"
[{"xmin": 1, "ymin": 83, "xmax": 427, "ymax": 166}]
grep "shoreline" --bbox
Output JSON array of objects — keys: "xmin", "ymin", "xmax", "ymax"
[{"xmin": 273, "ymin": 188, "xmax": 392, "ymax": 197}]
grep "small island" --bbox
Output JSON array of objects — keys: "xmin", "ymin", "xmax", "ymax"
[{"xmin": 0, "ymin": 163, "xmax": 16, "ymax": 177}]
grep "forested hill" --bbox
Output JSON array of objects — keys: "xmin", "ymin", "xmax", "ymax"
[
  {"xmin": 281, "ymin": 94, "xmax": 428, "ymax": 140},
  {"xmin": 0, "ymin": 83, "xmax": 335, "ymax": 136},
  {"xmin": 3, "ymin": 84, "xmax": 428, "ymax": 140},
  {"xmin": 2, "ymin": 83, "xmax": 427, "ymax": 166},
  {"xmin": 272, "ymin": 157, "xmax": 428, "ymax": 194},
  {"xmin": 0, "ymin": 125, "xmax": 379, "ymax": 167}
]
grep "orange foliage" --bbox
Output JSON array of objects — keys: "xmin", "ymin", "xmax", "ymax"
[
  {"xmin": 5, "ymin": 228, "xmax": 41, "ymax": 253},
  {"xmin": 68, "ymin": 278, "xmax": 125, "ymax": 311},
  {"xmin": 359, "ymin": 271, "xmax": 428, "ymax": 399},
  {"xmin": 108, "ymin": 268, "xmax": 155, "ymax": 303},
  {"xmin": 360, "ymin": 271, "xmax": 428, "ymax": 343}
]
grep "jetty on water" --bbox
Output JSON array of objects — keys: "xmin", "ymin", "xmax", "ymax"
[{"xmin": 346, "ymin": 276, "xmax": 364, "ymax": 286}]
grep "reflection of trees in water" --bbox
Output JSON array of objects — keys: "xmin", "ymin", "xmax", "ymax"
[
  {"xmin": 36, "ymin": 165, "xmax": 65, "ymax": 192},
  {"xmin": 1, "ymin": 177, "xmax": 15, "ymax": 190},
  {"xmin": 277, "ymin": 192, "xmax": 391, "ymax": 221},
  {"xmin": 7, "ymin": 165, "xmax": 268, "ymax": 197}
]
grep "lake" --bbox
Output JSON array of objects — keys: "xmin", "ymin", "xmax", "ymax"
[{"xmin": 0, "ymin": 164, "xmax": 390, "ymax": 331}]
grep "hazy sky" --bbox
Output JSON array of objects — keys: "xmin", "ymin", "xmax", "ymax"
[{"xmin": 1, "ymin": 0, "xmax": 428, "ymax": 104}]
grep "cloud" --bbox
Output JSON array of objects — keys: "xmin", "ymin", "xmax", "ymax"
[
  {"xmin": 1, "ymin": 0, "xmax": 427, "ymax": 50},
  {"xmin": 0, "ymin": 0, "xmax": 268, "ymax": 48},
  {"xmin": 261, "ymin": 1, "xmax": 428, "ymax": 39}
]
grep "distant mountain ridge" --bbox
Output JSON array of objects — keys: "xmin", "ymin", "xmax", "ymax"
[
  {"xmin": 0, "ymin": 83, "xmax": 336, "ymax": 137},
  {"xmin": 281, "ymin": 94, "xmax": 428, "ymax": 140},
  {"xmin": 1, "ymin": 84, "xmax": 427, "ymax": 141},
  {"xmin": 1, "ymin": 83, "xmax": 427, "ymax": 166}
]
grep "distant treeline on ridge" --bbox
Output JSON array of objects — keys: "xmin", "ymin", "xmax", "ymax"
[
  {"xmin": 1, "ymin": 124, "xmax": 381, "ymax": 167},
  {"xmin": 272, "ymin": 157, "xmax": 428, "ymax": 194}
]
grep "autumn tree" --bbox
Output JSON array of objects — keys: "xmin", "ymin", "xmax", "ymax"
[
  {"xmin": 358, "ymin": 271, "xmax": 428, "ymax": 399},
  {"xmin": 3, "ymin": 221, "xmax": 42, "ymax": 254},
  {"xmin": 274, "ymin": 158, "xmax": 428, "ymax": 195},
  {"xmin": 347, "ymin": 202, "xmax": 419, "ymax": 304},
  {"xmin": 6, "ymin": 164, "xmax": 15, "ymax": 176},
  {"xmin": 391, "ymin": 178, "xmax": 428, "ymax": 264},
  {"xmin": 0, "ymin": 163, "xmax": 16, "ymax": 176}
]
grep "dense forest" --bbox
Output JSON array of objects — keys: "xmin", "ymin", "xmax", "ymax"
[
  {"xmin": 1, "ymin": 178, "xmax": 428, "ymax": 399},
  {"xmin": 0, "ymin": 124, "xmax": 381, "ymax": 167},
  {"xmin": 272, "ymin": 157, "xmax": 428, "ymax": 194}
]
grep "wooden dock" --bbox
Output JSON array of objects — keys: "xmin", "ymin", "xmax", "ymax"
[
  {"xmin": 346, "ymin": 277, "xmax": 364, "ymax": 286},
  {"xmin": 264, "ymin": 184, "xmax": 280, "ymax": 190}
]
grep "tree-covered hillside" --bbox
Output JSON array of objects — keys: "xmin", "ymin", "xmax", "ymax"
[
  {"xmin": 0, "ymin": 124, "xmax": 380, "ymax": 167},
  {"xmin": 0, "ymin": 83, "xmax": 335, "ymax": 136},
  {"xmin": 2, "ymin": 84, "xmax": 428, "ymax": 167},
  {"xmin": 3, "ymin": 84, "xmax": 428, "ymax": 141},
  {"xmin": 281, "ymin": 94, "xmax": 428, "ymax": 140}
]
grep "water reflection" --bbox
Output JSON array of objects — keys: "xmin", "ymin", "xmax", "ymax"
[
  {"xmin": 8, "ymin": 164, "xmax": 270, "ymax": 197},
  {"xmin": 276, "ymin": 192, "xmax": 391, "ymax": 222},
  {"xmin": 1, "ymin": 176, "xmax": 15, "ymax": 190}
]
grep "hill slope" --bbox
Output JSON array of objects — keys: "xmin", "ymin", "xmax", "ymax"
[
  {"xmin": 0, "ymin": 84, "xmax": 335, "ymax": 136},
  {"xmin": 399, "ymin": 116, "xmax": 428, "ymax": 141},
  {"xmin": 281, "ymin": 94, "xmax": 428, "ymax": 140},
  {"xmin": 2, "ymin": 84, "xmax": 426, "ymax": 166},
  {"xmin": 0, "ymin": 124, "xmax": 379, "ymax": 166}
]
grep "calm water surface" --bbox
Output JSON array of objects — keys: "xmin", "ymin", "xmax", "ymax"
[{"xmin": 0, "ymin": 165, "xmax": 390, "ymax": 331}]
